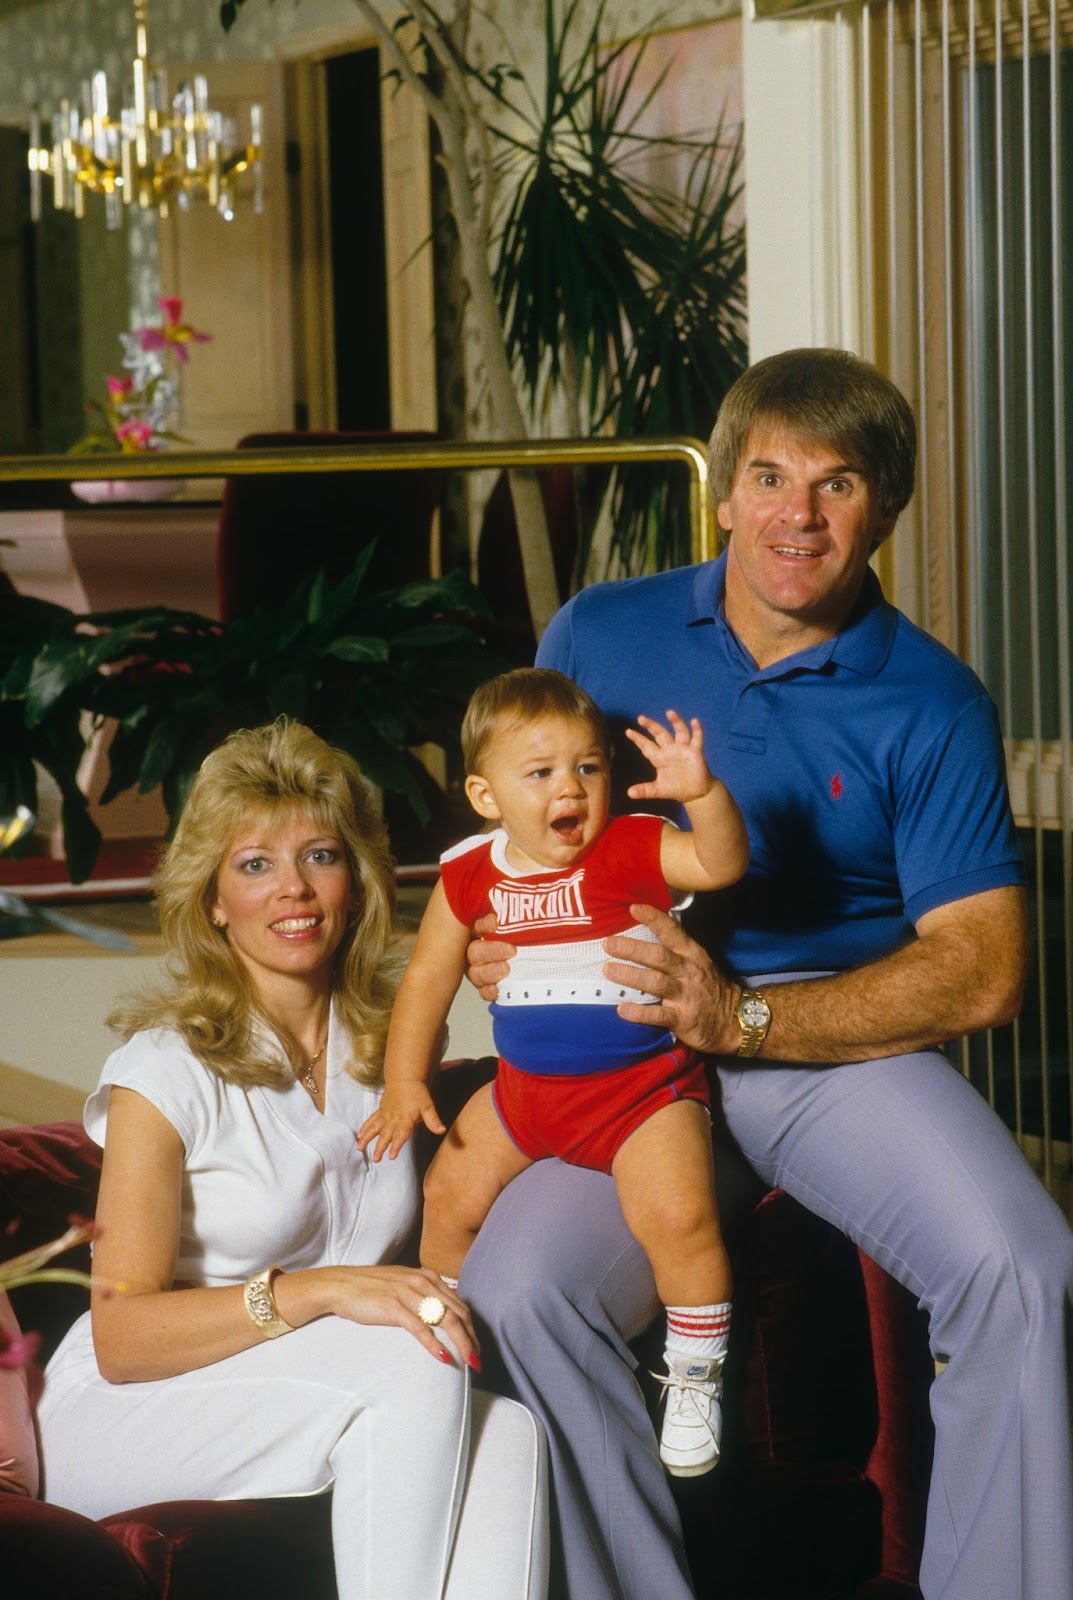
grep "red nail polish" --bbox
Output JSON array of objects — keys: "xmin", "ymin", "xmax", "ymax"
[
  {"xmin": 436, "ymin": 1348, "xmax": 454, "ymax": 1364},
  {"xmin": 467, "ymin": 1353, "xmax": 482, "ymax": 1373}
]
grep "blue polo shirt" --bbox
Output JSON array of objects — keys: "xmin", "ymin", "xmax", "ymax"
[{"xmin": 537, "ymin": 553, "xmax": 1024, "ymax": 979}]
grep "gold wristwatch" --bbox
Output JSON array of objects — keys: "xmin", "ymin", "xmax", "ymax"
[{"xmin": 735, "ymin": 988, "xmax": 772, "ymax": 1057}]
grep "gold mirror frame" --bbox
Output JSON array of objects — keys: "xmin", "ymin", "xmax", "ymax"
[{"xmin": 0, "ymin": 436, "xmax": 718, "ymax": 565}]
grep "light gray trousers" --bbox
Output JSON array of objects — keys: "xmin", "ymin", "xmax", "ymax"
[{"xmin": 462, "ymin": 1046, "xmax": 1073, "ymax": 1600}]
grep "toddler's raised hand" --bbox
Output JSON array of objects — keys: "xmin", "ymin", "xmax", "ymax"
[
  {"xmin": 357, "ymin": 1083, "xmax": 446, "ymax": 1162},
  {"xmin": 625, "ymin": 710, "xmax": 715, "ymax": 805}
]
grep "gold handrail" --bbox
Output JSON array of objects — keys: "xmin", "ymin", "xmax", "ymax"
[{"xmin": 0, "ymin": 435, "xmax": 717, "ymax": 563}]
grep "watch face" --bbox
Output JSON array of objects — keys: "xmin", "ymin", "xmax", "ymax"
[{"xmin": 740, "ymin": 997, "xmax": 771, "ymax": 1029}]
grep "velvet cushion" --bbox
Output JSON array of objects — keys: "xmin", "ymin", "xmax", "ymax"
[
  {"xmin": 858, "ymin": 1252, "xmax": 932, "ymax": 1593},
  {"xmin": 102, "ymin": 1496, "xmax": 337, "ymax": 1600},
  {"xmin": 0, "ymin": 1289, "xmax": 39, "ymax": 1497},
  {"xmin": 0, "ymin": 1494, "xmax": 151, "ymax": 1597},
  {"xmin": 736, "ymin": 1190, "xmax": 878, "ymax": 1464},
  {"xmin": 216, "ymin": 429, "xmax": 443, "ymax": 622},
  {"xmin": 851, "ymin": 1583, "xmax": 926, "ymax": 1600},
  {"xmin": 675, "ymin": 1189, "xmax": 886, "ymax": 1599},
  {"xmin": 680, "ymin": 1196, "xmax": 930, "ymax": 1600}
]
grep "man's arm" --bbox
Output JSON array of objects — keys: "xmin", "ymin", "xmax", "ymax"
[{"xmin": 605, "ymin": 884, "xmax": 1029, "ymax": 1063}]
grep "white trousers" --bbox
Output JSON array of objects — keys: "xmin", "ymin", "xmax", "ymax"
[{"xmin": 38, "ymin": 1312, "xmax": 548, "ymax": 1600}]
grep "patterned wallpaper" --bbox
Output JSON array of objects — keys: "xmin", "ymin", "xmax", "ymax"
[{"xmin": 0, "ymin": 0, "xmax": 733, "ymax": 140}]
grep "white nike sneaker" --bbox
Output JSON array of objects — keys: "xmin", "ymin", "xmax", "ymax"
[{"xmin": 655, "ymin": 1353, "xmax": 724, "ymax": 1477}]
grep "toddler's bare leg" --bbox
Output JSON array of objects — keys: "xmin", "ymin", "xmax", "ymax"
[
  {"xmin": 614, "ymin": 1098, "xmax": 731, "ymax": 1477},
  {"xmin": 611, "ymin": 1098, "xmax": 730, "ymax": 1306},
  {"xmin": 422, "ymin": 1083, "xmax": 534, "ymax": 1279}
]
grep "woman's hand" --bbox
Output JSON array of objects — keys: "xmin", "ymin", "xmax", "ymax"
[
  {"xmin": 279, "ymin": 1264, "xmax": 480, "ymax": 1369},
  {"xmin": 466, "ymin": 913, "xmax": 517, "ymax": 1001},
  {"xmin": 357, "ymin": 1084, "xmax": 445, "ymax": 1162}
]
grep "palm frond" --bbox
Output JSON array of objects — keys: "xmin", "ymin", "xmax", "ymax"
[{"xmin": 483, "ymin": 2, "xmax": 747, "ymax": 572}]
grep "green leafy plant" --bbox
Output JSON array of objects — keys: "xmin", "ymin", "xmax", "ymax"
[
  {"xmin": 22, "ymin": 553, "xmax": 505, "ymax": 861},
  {"xmin": 0, "ymin": 577, "xmax": 100, "ymax": 882}
]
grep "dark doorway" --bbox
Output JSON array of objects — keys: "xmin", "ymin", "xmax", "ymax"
[
  {"xmin": 0, "ymin": 125, "xmax": 83, "ymax": 472},
  {"xmin": 0, "ymin": 126, "xmax": 35, "ymax": 454},
  {"xmin": 324, "ymin": 49, "xmax": 390, "ymax": 430}
]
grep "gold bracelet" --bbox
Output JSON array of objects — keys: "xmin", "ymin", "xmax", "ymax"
[{"xmin": 242, "ymin": 1265, "xmax": 295, "ymax": 1339}]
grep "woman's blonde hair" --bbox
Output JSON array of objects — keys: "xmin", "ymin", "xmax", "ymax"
[{"xmin": 110, "ymin": 719, "xmax": 400, "ymax": 1089}]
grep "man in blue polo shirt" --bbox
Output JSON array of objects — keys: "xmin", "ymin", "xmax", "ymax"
[{"xmin": 461, "ymin": 348, "xmax": 1073, "ymax": 1600}]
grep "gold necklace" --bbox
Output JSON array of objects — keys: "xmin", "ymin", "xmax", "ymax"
[{"xmin": 296, "ymin": 1041, "xmax": 326, "ymax": 1098}]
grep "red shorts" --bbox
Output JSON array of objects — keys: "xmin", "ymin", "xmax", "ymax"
[{"xmin": 492, "ymin": 1044, "xmax": 710, "ymax": 1175}]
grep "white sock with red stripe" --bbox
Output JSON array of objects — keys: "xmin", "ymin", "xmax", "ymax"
[{"xmin": 664, "ymin": 1302, "xmax": 732, "ymax": 1365}]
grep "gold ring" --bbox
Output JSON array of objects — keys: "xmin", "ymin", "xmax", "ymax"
[{"xmin": 417, "ymin": 1294, "xmax": 447, "ymax": 1327}]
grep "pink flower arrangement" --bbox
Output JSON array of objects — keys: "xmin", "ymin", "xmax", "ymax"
[{"xmin": 72, "ymin": 296, "xmax": 212, "ymax": 456}]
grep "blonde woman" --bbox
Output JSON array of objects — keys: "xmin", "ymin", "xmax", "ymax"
[{"xmin": 37, "ymin": 720, "xmax": 547, "ymax": 1600}]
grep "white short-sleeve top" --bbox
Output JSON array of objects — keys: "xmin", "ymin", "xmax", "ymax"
[{"xmin": 83, "ymin": 1005, "xmax": 420, "ymax": 1287}]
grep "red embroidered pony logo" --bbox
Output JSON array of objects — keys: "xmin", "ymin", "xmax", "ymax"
[{"xmin": 830, "ymin": 773, "xmax": 844, "ymax": 800}]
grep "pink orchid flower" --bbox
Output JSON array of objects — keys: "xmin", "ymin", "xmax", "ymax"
[
  {"xmin": 106, "ymin": 374, "xmax": 134, "ymax": 400},
  {"xmin": 115, "ymin": 419, "xmax": 156, "ymax": 452},
  {"xmin": 0, "ymin": 1325, "xmax": 41, "ymax": 1371},
  {"xmin": 135, "ymin": 295, "xmax": 212, "ymax": 364}
]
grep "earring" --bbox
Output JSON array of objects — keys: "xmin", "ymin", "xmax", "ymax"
[{"xmin": 211, "ymin": 914, "xmax": 225, "ymax": 930}]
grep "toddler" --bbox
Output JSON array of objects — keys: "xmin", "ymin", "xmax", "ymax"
[{"xmin": 359, "ymin": 668, "xmax": 748, "ymax": 1475}]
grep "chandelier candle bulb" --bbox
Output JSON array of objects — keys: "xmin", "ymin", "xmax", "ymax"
[
  {"xmin": 27, "ymin": 0, "xmax": 264, "ymax": 228},
  {"xmin": 28, "ymin": 111, "xmax": 42, "ymax": 216}
]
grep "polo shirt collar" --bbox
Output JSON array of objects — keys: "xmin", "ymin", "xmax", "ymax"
[{"xmin": 687, "ymin": 552, "xmax": 897, "ymax": 679}]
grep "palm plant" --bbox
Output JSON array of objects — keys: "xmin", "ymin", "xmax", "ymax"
[
  {"xmin": 604, "ymin": 132, "xmax": 747, "ymax": 572},
  {"xmin": 486, "ymin": 1, "xmax": 746, "ymax": 572},
  {"xmin": 221, "ymin": 0, "xmax": 746, "ymax": 609}
]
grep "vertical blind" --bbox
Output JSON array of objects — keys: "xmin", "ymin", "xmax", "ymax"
[{"xmin": 791, "ymin": 0, "xmax": 1073, "ymax": 1204}]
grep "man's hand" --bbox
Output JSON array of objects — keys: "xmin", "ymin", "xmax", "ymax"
[
  {"xmin": 465, "ymin": 912, "xmax": 517, "ymax": 1002},
  {"xmin": 608, "ymin": 885, "xmax": 1029, "ymax": 1065},
  {"xmin": 605, "ymin": 904, "xmax": 741, "ymax": 1055},
  {"xmin": 357, "ymin": 1083, "xmax": 446, "ymax": 1162}
]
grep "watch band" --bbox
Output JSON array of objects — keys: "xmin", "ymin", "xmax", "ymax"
[
  {"xmin": 243, "ymin": 1265, "xmax": 295, "ymax": 1339},
  {"xmin": 736, "ymin": 988, "xmax": 772, "ymax": 1058}
]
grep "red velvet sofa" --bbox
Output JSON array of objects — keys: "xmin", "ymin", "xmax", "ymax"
[{"xmin": 0, "ymin": 1061, "xmax": 932, "ymax": 1599}]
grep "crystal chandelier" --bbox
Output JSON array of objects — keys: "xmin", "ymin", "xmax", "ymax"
[{"xmin": 27, "ymin": 0, "xmax": 263, "ymax": 229}]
